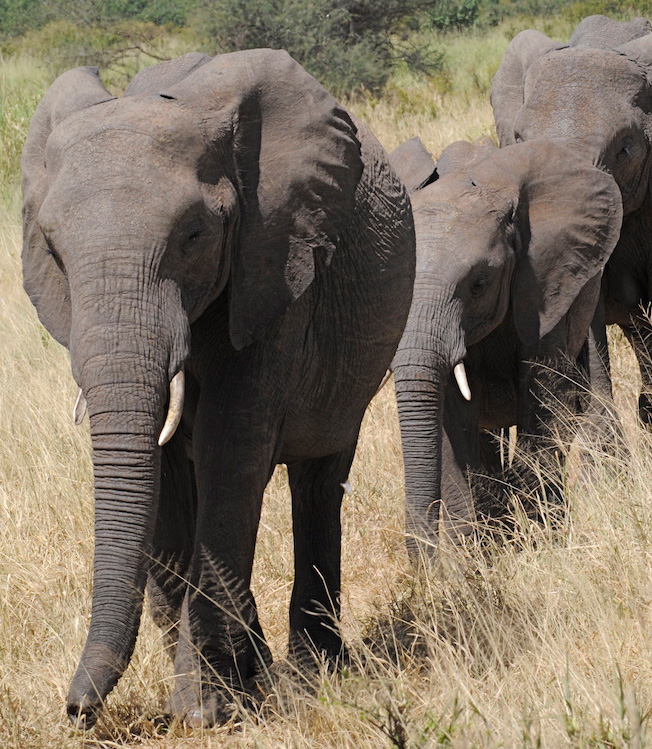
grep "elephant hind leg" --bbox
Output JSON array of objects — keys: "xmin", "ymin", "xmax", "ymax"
[
  {"xmin": 287, "ymin": 442, "xmax": 358, "ymax": 666},
  {"xmin": 147, "ymin": 428, "xmax": 196, "ymax": 659}
]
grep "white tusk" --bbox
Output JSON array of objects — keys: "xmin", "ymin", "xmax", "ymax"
[
  {"xmin": 375, "ymin": 369, "xmax": 392, "ymax": 396},
  {"xmin": 73, "ymin": 388, "xmax": 87, "ymax": 425},
  {"xmin": 158, "ymin": 371, "xmax": 185, "ymax": 446},
  {"xmin": 454, "ymin": 362, "xmax": 471, "ymax": 401}
]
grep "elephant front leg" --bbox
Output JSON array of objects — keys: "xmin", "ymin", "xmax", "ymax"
[
  {"xmin": 147, "ymin": 427, "xmax": 197, "ymax": 659},
  {"xmin": 167, "ymin": 411, "xmax": 278, "ymax": 727},
  {"xmin": 287, "ymin": 443, "xmax": 357, "ymax": 665}
]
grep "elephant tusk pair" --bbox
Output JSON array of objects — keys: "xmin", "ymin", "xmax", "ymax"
[
  {"xmin": 158, "ymin": 370, "xmax": 185, "ymax": 446},
  {"xmin": 72, "ymin": 371, "xmax": 185, "ymax": 446},
  {"xmin": 454, "ymin": 362, "xmax": 471, "ymax": 401}
]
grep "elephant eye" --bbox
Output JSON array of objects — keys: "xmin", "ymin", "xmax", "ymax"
[
  {"xmin": 183, "ymin": 220, "xmax": 204, "ymax": 250},
  {"xmin": 470, "ymin": 274, "xmax": 487, "ymax": 297},
  {"xmin": 616, "ymin": 138, "xmax": 633, "ymax": 161},
  {"xmin": 514, "ymin": 133, "xmax": 523, "ymax": 144}
]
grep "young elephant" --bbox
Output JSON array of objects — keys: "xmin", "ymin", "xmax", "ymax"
[
  {"xmin": 22, "ymin": 52, "xmax": 415, "ymax": 727},
  {"xmin": 389, "ymin": 137, "xmax": 622, "ymax": 557}
]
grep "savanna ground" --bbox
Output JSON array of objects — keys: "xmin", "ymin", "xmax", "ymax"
[{"xmin": 3, "ymin": 9, "xmax": 652, "ymax": 747}]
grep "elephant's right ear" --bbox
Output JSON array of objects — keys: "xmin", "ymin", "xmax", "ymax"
[
  {"xmin": 491, "ymin": 30, "xmax": 566, "ymax": 146},
  {"xmin": 164, "ymin": 49, "xmax": 363, "ymax": 350},
  {"xmin": 22, "ymin": 67, "xmax": 115, "ymax": 347},
  {"xmin": 388, "ymin": 137, "xmax": 437, "ymax": 193}
]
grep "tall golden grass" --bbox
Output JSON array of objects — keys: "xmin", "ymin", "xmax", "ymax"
[{"xmin": 3, "ymin": 17, "xmax": 652, "ymax": 747}]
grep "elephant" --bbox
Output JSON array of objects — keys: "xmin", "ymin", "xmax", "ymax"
[
  {"xmin": 21, "ymin": 50, "xmax": 415, "ymax": 727},
  {"xmin": 492, "ymin": 14, "xmax": 652, "ymax": 428},
  {"xmin": 388, "ymin": 136, "xmax": 622, "ymax": 557}
]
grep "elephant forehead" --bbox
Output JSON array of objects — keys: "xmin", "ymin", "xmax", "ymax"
[
  {"xmin": 412, "ymin": 186, "xmax": 509, "ymax": 250},
  {"xmin": 47, "ymin": 96, "xmax": 208, "ymax": 170}
]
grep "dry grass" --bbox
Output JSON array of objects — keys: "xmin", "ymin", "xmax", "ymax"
[{"xmin": 4, "ymin": 16, "xmax": 652, "ymax": 748}]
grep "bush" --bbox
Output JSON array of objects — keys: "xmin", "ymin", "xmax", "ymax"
[
  {"xmin": 193, "ymin": 0, "xmax": 447, "ymax": 97},
  {"xmin": 0, "ymin": 0, "xmax": 193, "ymax": 38},
  {"xmin": 427, "ymin": 0, "xmax": 481, "ymax": 30}
]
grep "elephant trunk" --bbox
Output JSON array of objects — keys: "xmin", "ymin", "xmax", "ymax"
[
  {"xmin": 393, "ymin": 281, "xmax": 467, "ymax": 561},
  {"xmin": 65, "ymin": 270, "xmax": 188, "ymax": 726}
]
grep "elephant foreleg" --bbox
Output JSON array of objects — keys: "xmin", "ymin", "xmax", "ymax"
[
  {"xmin": 287, "ymin": 443, "xmax": 357, "ymax": 665},
  {"xmin": 147, "ymin": 427, "xmax": 196, "ymax": 659}
]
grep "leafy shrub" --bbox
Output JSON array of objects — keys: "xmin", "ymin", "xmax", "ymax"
[
  {"xmin": 427, "ymin": 0, "xmax": 481, "ymax": 30},
  {"xmin": 193, "ymin": 0, "xmax": 447, "ymax": 97},
  {"xmin": 0, "ymin": 0, "xmax": 193, "ymax": 38}
]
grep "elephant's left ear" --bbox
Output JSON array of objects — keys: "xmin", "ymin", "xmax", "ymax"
[
  {"xmin": 496, "ymin": 140, "xmax": 623, "ymax": 346},
  {"xmin": 164, "ymin": 49, "xmax": 363, "ymax": 350}
]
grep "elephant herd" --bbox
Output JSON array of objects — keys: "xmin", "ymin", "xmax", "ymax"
[{"xmin": 19, "ymin": 13, "xmax": 652, "ymax": 730}]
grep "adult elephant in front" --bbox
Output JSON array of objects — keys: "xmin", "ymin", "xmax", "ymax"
[
  {"xmin": 389, "ymin": 136, "xmax": 621, "ymax": 557},
  {"xmin": 492, "ymin": 14, "xmax": 652, "ymax": 426},
  {"xmin": 22, "ymin": 51, "xmax": 415, "ymax": 728}
]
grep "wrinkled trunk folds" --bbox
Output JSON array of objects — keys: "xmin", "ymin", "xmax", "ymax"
[
  {"xmin": 393, "ymin": 286, "xmax": 466, "ymax": 561},
  {"xmin": 65, "ymin": 269, "xmax": 187, "ymax": 724}
]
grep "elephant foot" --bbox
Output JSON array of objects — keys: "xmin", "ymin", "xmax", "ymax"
[
  {"xmin": 167, "ymin": 677, "xmax": 231, "ymax": 728},
  {"xmin": 288, "ymin": 625, "xmax": 348, "ymax": 674},
  {"xmin": 168, "ymin": 666, "xmax": 271, "ymax": 728}
]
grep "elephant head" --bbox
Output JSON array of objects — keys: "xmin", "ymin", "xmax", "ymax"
[
  {"xmin": 21, "ymin": 50, "xmax": 363, "ymax": 724},
  {"xmin": 492, "ymin": 15, "xmax": 652, "ymax": 216},
  {"xmin": 389, "ymin": 137, "xmax": 622, "ymax": 556}
]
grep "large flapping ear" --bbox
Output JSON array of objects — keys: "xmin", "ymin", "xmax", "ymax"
[
  {"xmin": 124, "ymin": 53, "xmax": 212, "ymax": 96},
  {"xmin": 388, "ymin": 137, "xmax": 437, "ymax": 193},
  {"xmin": 163, "ymin": 49, "xmax": 364, "ymax": 350},
  {"xmin": 570, "ymin": 15, "xmax": 652, "ymax": 49},
  {"xmin": 22, "ymin": 67, "xmax": 115, "ymax": 347},
  {"xmin": 479, "ymin": 140, "xmax": 622, "ymax": 346},
  {"xmin": 491, "ymin": 30, "xmax": 566, "ymax": 146}
]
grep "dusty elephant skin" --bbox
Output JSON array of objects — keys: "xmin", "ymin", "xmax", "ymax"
[
  {"xmin": 21, "ymin": 50, "xmax": 415, "ymax": 728},
  {"xmin": 492, "ymin": 14, "xmax": 652, "ymax": 428},
  {"xmin": 389, "ymin": 136, "xmax": 622, "ymax": 558}
]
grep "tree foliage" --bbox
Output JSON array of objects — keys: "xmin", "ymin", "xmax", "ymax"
[{"xmin": 195, "ymin": 0, "xmax": 447, "ymax": 96}]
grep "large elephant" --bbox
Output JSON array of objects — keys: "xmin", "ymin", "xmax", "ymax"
[
  {"xmin": 492, "ymin": 14, "xmax": 652, "ymax": 426},
  {"xmin": 21, "ymin": 51, "xmax": 415, "ymax": 727},
  {"xmin": 389, "ymin": 136, "xmax": 621, "ymax": 557}
]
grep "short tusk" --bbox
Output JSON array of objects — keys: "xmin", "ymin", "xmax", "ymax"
[
  {"xmin": 73, "ymin": 388, "xmax": 87, "ymax": 425},
  {"xmin": 158, "ymin": 371, "xmax": 185, "ymax": 446},
  {"xmin": 454, "ymin": 362, "xmax": 471, "ymax": 401},
  {"xmin": 375, "ymin": 369, "xmax": 392, "ymax": 396}
]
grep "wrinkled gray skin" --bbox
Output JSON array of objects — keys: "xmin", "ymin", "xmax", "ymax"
[
  {"xmin": 21, "ymin": 50, "xmax": 415, "ymax": 727},
  {"xmin": 389, "ymin": 137, "xmax": 621, "ymax": 556},
  {"xmin": 492, "ymin": 14, "xmax": 652, "ymax": 427}
]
